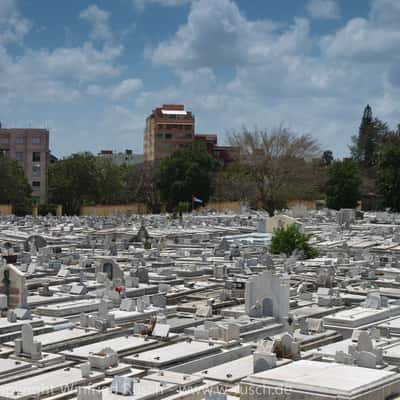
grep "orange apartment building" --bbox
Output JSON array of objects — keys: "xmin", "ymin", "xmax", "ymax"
[
  {"xmin": 144, "ymin": 104, "xmax": 234, "ymax": 165},
  {"xmin": 0, "ymin": 126, "xmax": 49, "ymax": 204},
  {"xmin": 144, "ymin": 104, "xmax": 195, "ymax": 162}
]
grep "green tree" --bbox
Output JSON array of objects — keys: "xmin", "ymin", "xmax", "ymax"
[
  {"xmin": 350, "ymin": 105, "xmax": 389, "ymax": 167},
  {"xmin": 0, "ymin": 155, "xmax": 32, "ymax": 215},
  {"xmin": 321, "ymin": 150, "xmax": 334, "ymax": 166},
  {"xmin": 376, "ymin": 143, "xmax": 400, "ymax": 211},
  {"xmin": 125, "ymin": 162, "xmax": 161, "ymax": 213},
  {"xmin": 325, "ymin": 159, "xmax": 361, "ymax": 210},
  {"xmin": 48, "ymin": 153, "xmax": 127, "ymax": 215},
  {"xmin": 157, "ymin": 143, "xmax": 217, "ymax": 210},
  {"xmin": 48, "ymin": 153, "xmax": 99, "ymax": 215},
  {"xmin": 96, "ymin": 158, "xmax": 127, "ymax": 205},
  {"xmin": 270, "ymin": 224, "xmax": 318, "ymax": 259}
]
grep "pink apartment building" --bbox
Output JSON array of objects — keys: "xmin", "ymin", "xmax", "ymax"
[{"xmin": 0, "ymin": 127, "xmax": 49, "ymax": 204}]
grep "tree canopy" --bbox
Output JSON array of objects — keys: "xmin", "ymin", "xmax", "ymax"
[
  {"xmin": 48, "ymin": 153, "xmax": 127, "ymax": 215},
  {"xmin": 4, "ymin": 103, "xmax": 399, "ymax": 216},
  {"xmin": 0, "ymin": 155, "xmax": 32, "ymax": 215},
  {"xmin": 270, "ymin": 224, "xmax": 318, "ymax": 259},
  {"xmin": 376, "ymin": 143, "xmax": 400, "ymax": 212},
  {"xmin": 321, "ymin": 150, "xmax": 333, "ymax": 166},
  {"xmin": 350, "ymin": 104, "xmax": 389, "ymax": 167},
  {"xmin": 325, "ymin": 159, "xmax": 361, "ymax": 210},
  {"xmin": 156, "ymin": 142, "xmax": 217, "ymax": 210}
]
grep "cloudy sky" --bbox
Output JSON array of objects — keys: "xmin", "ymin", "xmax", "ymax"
[{"xmin": 0, "ymin": 0, "xmax": 399, "ymax": 157}]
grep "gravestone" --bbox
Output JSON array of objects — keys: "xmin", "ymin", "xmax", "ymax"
[
  {"xmin": 362, "ymin": 292, "xmax": 382, "ymax": 309},
  {"xmin": 70, "ymin": 285, "xmax": 87, "ymax": 295},
  {"xmin": 14, "ymin": 308, "xmax": 31, "ymax": 320},
  {"xmin": 111, "ymin": 376, "xmax": 134, "ymax": 396},
  {"xmin": 357, "ymin": 351, "xmax": 377, "ymax": 369},
  {"xmin": 307, "ymin": 318, "xmax": 324, "ymax": 334},
  {"xmin": 0, "ymin": 294, "xmax": 7, "ymax": 309},
  {"xmin": 151, "ymin": 294, "xmax": 166, "ymax": 308},
  {"xmin": 196, "ymin": 304, "xmax": 212, "ymax": 318},
  {"xmin": 159, "ymin": 283, "xmax": 170, "ymax": 293},
  {"xmin": 357, "ymin": 331, "xmax": 374, "ymax": 353},
  {"xmin": 253, "ymin": 352, "xmax": 277, "ymax": 373},
  {"xmin": 89, "ymin": 347, "xmax": 118, "ymax": 370},
  {"xmin": 245, "ymin": 270, "xmax": 289, "ymax": 322},
  {"xmin": 80, "ymin": 313, "xmax": 89, "ymax": 328},
  {"xmin": 81, "ymin": 362, "xmax": 91, "ymax": 378},
  {"xmin": 98, "ymin": 300, "xmax": 110, "ymax": 318},
  {"xmin": 205, "ymin": 392, "xmax": 227, "ymax": 400},
  {"xmin": 152, "ymin": 323, "xmax": 170, "ymax": 338},
  {"xmin": 14, "ymin": 323, "xmax": 42, "ymax": 360},
  {"xmin": 77, "ymin": 387, "xmax": 102, "ymax": 400},
  {"xmin": 0, "ymin": 264, "xmax": 27, "ymax": 309},
  {"xmin": 136, "ymin": 297, "xmax": 145, "ymax": 312},
  {"xmin": 96, "ymin": 259, "xmax": 123, "ymax": 285},
  {"xmin": 335, "ymin": 350, "xmax": 353, "ymax": 365},
  {"xmin": 58, "ymin": 267, "xmax": 70, "ymax": 278},
  {"xmin": 125, "ymin": 275, "xmax": 139, "ymax": 288},
  {"xmin": 298, "ymin": 318, "xmax": 309, "ymax": 335},
  {"xmin": 120, "ymin": 298, "xmax": 136, "ymax": 312}
]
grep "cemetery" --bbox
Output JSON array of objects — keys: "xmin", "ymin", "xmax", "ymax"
[{"xmin": 2, "ymin": 208, "xmax": 400, "ymax": 399}]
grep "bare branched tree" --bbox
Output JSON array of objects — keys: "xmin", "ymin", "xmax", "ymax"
[{"xmin": 229, "ymin": 127, "xmax": 320, "ymax": 215}]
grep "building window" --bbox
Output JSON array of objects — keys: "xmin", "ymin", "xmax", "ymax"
[
  {"xmin": 165, "ymin": 133, "xmax": 172, "ymax": 139},
  {"xmin": 32, "ymin": 181, "xmax": 41, "ymax": 189},
  {"xmin": 15, "ymin": 137, "xmax": 24, "ymax": 144},
  {"xmin": 16, "ymin": 152, "xmax": 24, "ymax": 161},
  {"xmin": 0, "ymin": 149, "xmax": 9, "ymax": 156},
  {"xmin": 33, "ymin": 165, "xmax": 41, "ymax": 177},
  {"xmin": 0, "ymin": 136, "xmax": 9, "ymax": 144},
  {"xmin": 32, "ymin": 137, "xmax": 41, "ymax": 145},
  {"xmin": 32, "ymin": 152, "xmax": 41, "ymax": 162}
]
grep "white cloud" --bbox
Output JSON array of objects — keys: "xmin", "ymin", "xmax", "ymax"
[
  {"xmin": 133, "ymin": 0, "xmax": 191, "ymax": 12},
  {"xmin": 322, "ymin": 17, "xmax": 400, "ymax": 61},
  {"xmin": 142, "ymin": 0, "xmax": 400, "ymax": 157},
  {"xmin": 2, "ymin": 0, "xmax": 400, "ymax": 158},
  {"xmin": 148, "ymin": 0, "xmax": 307, "ymax": 69},
  {"xmin": 27, "ymin": 43, "xmax": 123, "ymax": 82},
  {"xmin": 0, "ymin": 44, "xmax": 81, "ymax": 104},
  {"xmin": 0, "ymin": 0, "xmax": 31, "ymax": 45},
  {"xmin": 0, "ymin": 0, "xmax": 147, "ymax": 156},
  {"xmin": 306, "ymin": 0, "xmax": 340, "ymax": 20},
  {"xmin": 86, "ymin": 78, "xmax": 143, "ymax": 101},
  {"xmin": 79, "ymin": 4, "xmax": 113, "ymax": 42},
  {"xmin": 0, "ymin": 0, "xmax": 125, "ymax": 107},
  {"xmin": 85, "ymin": 84, "xmax": 104, "ymax": 96},
  {"xmin": 370, "ymin": 0, "xmax": 400, "ymax": 27},
  {"xmin": 110, "ymin": 79, "xmax": 143, "ymax": 100},
  {"xmin": 322, "ymin": 0, "xmax": 400, "ymax": 62},
  {"xmin": 0, "ymin": 1, "xmax": 125, "ymax": 107}
]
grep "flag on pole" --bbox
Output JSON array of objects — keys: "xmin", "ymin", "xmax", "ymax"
[{"xmin": 192, "ymin": 195, "xmax": 203, "ymax": 204}]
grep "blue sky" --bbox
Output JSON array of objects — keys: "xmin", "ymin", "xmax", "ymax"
[{"xmin": 0, "ymin": 0, "xmax": 399, "ymax": 157}]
